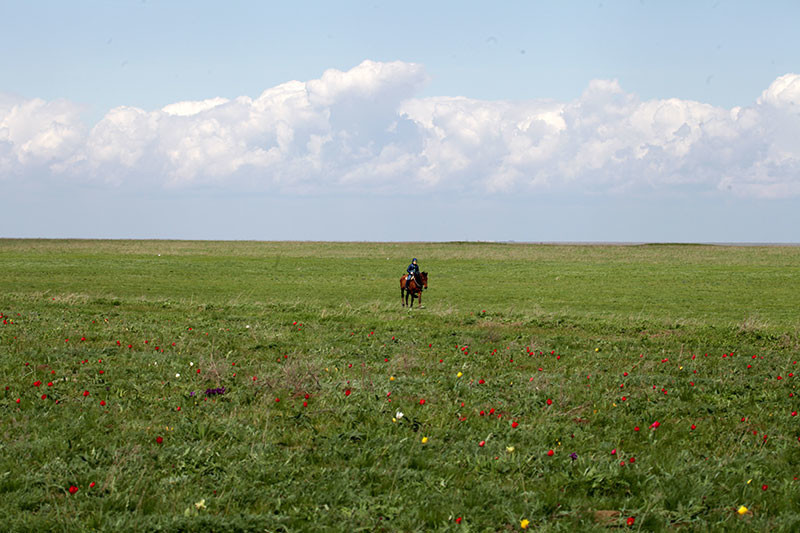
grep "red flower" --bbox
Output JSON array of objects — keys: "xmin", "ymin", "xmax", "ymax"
[
  {"xmin": 419, "ymin": 399, "xmax": 426, "ymax": 405},
  {"xmin": 89, "ymin": 482, "xmax": 95, "ymax": 488},
  {"xmin": 634, "ymin": 426, "xmax": 640, "ymax": 432},
  {"xmin": 344, "ymin": 389, "xmax": 351, "ymax": 396},
  {"xmin": 455, "ymin": 517, "xmax": 462, "ymax": 524},
  {"xmin": 691, "ymin": 424, "xmax": 696, "ymax": 430},
  {"xmin": 478, "ymin": 379, "xmax": 485, "ymax": 385},
  {"xmin": 156, "ymin": 436, "xmax": 163, "ymax": 444},
  {"xmin": 629, "ymin": 457, "xmax": 635, "ymax": 463},
  {"xmin": 511, "ymin": 421, "xmax": 519, "ymax": 428},
  {"xmin": 68, "ymin": 485, "xmax": 78, "ymax": 495},
  {"xmin": 547, "ymin": 449, "xmax": 554, "ymax": 456},
  {"xmin": 83, "ymin": 390, "xmax": 90, "ymax": 397},
  {"xmin": 479, "ymin": 440, "xmax": 485, "ymax": 447},
  {"xmin": 626, "ymin": 517, "xmax": 635, "ymax": 526},
  {"xmin": 546, "ymin": 398, "xmax": 553, "ymax": 406},
  {"xmin": 762, "ymin": 484, "xmax": 768, "ymax": 491},
  {"xmin": 100, "ymin": 400, "xmax": 106, "ymax": 406},
  {"xmin": 650, "ymin": 421, "xmax": 660, "ymax": 429},
  {"xmin": 33, "ymin": 380, "xmax": 41, "ymax": 387}
]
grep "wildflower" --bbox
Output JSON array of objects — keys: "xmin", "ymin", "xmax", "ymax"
[
  {"xmin": 626, "ymin": 517, "xmax": 635, "ymax": 526},
  {"xmin": 547, "ymin": 449, "xmax": 554, "ymax": 456},
  {"xmin": 156, "ymin": 436, "xmax": 163, "ymax": 444},
  {"xmin": 204, "ymin": 387, "xmax": 226, "ymax": 396},
  {"xmin": 479, "ymin": 440, "xmax": 485, "ymax": 447},
  {"xmin": 421, "ymin": 437, "xmax": 428, "ymax": 444},
  {"xmin": 396, "ymin": 411, "xmax": 404, "ymax": 420},
  {"xmin": 546, "ymin": 398, "xmax": 553, "ymax": 406},
  {"xmin": 506, "ymin": 446, "xmax": 515, "ymax": 453},
  {"xmin": 83, "ymin": 390, "xmax": 90, "ymax": 397},
  {"xmin": 737, "ymin": 505, "xmax": 748, "ymax": 515},
  {"xmin": 194, "ymin": 499, "xmax": 206, "ymax": 510},
  {"xmin": 569, "ymin": 452, "xmax": 578, "ymax": 461},
  {"xmin": 419, "ymin": 399, "xmax": 426, "ymax": 405},
  {"xmin": 68, "ymin": 485, "xmax": 78, "ymax": 495},
  {"xmin": 511, "ymin": 421, "xmax": 519, "ymax": 428},
  {"xmin": 521, "ymin": 518, "xmax": 530, "ymax": 529}
]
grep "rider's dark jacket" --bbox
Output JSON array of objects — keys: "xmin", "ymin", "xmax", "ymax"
[{"xmin": 407, "ymin": 262, "xmax": 420, "ymax": 276}]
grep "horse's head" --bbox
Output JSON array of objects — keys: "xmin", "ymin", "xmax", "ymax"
[{"xmin": 420, "ymin": 271, "xmax": 428, "ymax": 290}]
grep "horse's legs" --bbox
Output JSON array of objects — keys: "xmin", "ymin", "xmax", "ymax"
[{"xmin": 400, "ymin": 287, "xmax": 405, "ymax": 307}]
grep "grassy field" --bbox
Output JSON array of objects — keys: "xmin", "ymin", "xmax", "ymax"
[{"xmin": 2, "ymin": 239, "xmax": 800, "ymax": 531}]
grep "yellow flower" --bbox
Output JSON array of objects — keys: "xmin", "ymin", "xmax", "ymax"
[
  {"xmin": 747, "ymin": 479, "xmax": 752, "ymax": 484},
  {"xmin": 506, "ymin": 446, "xmax": 515, "ymax": 453},
  {"xmin": 389, "ymin": 376, "xmax": 395, "ymax": 381},
  {"xmin": 194, "ymin": 499, "xmax": 206, "ymax": 511},
  {"xmin": 392, "ymin": 418, "xmax": 397, "ymax": 423},
  {"xmin": 520, "ymin": 518, "xmax": 530, "ymax": 529},
  {"xmin": 737, "ymin": 505, "xmax": 748, "ymax": 515},
  {"xmin": 457, "ymin": 372, "xmax": 463, "ymax": 378},
  {"xmin": 421, "ymin": 437, "xmax": 428, "ymax": 444}
]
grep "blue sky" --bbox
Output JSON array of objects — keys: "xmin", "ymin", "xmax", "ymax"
[{"xmin": 2, "ymin": 1, "xmax": 800, "ymax": 241}]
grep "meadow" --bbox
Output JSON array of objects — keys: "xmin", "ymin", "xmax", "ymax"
[{"xmin": 2, "ymin": 239, "xmax": 800, "ymax": 531}]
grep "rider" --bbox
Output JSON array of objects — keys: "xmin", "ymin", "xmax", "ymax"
[{"xmin": 406, "ymin": 258, "xmax": 420, "ymax": 288}]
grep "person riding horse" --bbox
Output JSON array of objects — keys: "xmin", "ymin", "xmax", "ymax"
[{"xmin": 407, "ymin": 258, "xmax": 421, "ymax": 288}]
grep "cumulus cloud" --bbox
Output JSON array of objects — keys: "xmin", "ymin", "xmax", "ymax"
[{"xmin": 1, "ymin": 62, "xmax": 800, "ymax": 198}]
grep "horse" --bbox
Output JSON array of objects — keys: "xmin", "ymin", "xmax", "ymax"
[{"xmin": 400, "ymin": 271, "xmax": 428, "ymax": 308}]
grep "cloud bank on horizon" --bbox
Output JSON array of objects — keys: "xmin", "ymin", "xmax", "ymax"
[{"xmin": 2, "ymin": 60, "xmax": 800, "ymax": 199}]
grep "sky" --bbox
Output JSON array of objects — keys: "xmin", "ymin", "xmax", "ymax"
[{"xmin": 2, "ymin": 0, "xmax": 800, "ymax": 242}]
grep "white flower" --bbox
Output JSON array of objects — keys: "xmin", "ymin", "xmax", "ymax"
[
  {"xmin": 395, "ymin": 411, "xmax": 404, "ymax": 420},
  {"xmin": 189, "ymin": 362, "xmax": 194, "ymax": 366},
  {"xmin": 175, "ymin": 373, "xmax": 180, "ymax": 378}
]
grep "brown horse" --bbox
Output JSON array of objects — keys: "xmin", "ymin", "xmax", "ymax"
[{"xmin": 400, "ymin": 271, "xmax": 428, "ymax": 308}]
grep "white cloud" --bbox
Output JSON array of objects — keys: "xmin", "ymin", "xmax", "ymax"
[{"xmin": 1, "ymin": 62, "xmax": 800, "ymax": 199}]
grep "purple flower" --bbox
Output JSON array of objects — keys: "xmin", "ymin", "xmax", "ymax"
[
  {"xmin": 205, "ymin": 387, "xmax": 226, "ymax": 396},
  {"xmin": 569, "ymin": 452, "xmax": 578, "ymax": 461}
]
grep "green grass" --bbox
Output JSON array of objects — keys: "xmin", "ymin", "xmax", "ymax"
[{"xmin": 2, "ymin": 240, "xmax": 800, "ymax": 531}]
